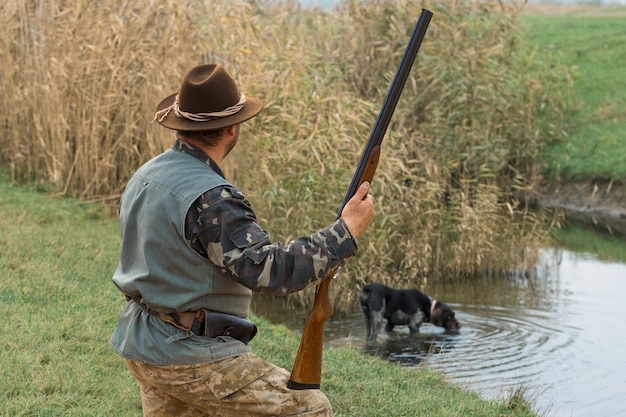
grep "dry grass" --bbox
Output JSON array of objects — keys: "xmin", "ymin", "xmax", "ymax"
[{"xmin": 0, "ymin": 0, "xmax": 570, "ymax": 308}]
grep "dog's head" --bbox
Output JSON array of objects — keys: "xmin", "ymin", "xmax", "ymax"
[{"xmin": 431, "ymin": 301, "xmax": 460, "ymax": 332}]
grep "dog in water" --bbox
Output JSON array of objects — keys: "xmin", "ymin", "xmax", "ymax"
[{"xmin": 359, "ymin": 283, "xmax": 460, "ymax": 342}]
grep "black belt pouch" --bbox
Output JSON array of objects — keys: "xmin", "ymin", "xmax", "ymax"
[{"xmin": 203, "ymin": 311, "xmax": 258, "ymax": 344}]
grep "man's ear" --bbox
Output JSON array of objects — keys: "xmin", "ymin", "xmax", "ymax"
[{"xmin": 225, "ymin": 124, "xmax": 239, "ymax": 138}]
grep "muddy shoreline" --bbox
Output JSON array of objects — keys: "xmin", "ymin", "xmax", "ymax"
[{"xmin": 539, "ymin": 179, "xmax": 626, "ymax": 237}]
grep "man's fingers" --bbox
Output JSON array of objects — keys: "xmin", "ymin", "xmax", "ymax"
[{"xmin": 353, "ymin": 181, "xmax": 370, "ymax": 201}]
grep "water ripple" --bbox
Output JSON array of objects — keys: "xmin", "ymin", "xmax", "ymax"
[
  {"xmin": 257, "ymin": 249, "xmax": 626, "ymax": 416},
  {"xmin": 421, "ymin": 304, "xmax": 579, "ymax": 398},
  {"xmin": 325, "ymin": 303, "xmax": 582, "ymax": 413}
]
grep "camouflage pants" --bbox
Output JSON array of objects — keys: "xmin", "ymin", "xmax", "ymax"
[{"xmin": 124, "ymin": 353, "xmax": 333, "ymax": 416}]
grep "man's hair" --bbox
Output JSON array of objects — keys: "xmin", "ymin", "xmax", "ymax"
[{"xmin": 176, "ymin": 128, "xmax": 226, "ymax": 147}]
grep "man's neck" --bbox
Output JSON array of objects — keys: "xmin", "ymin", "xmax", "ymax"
[{"xmin": 180, "ymin": 138, "xmax": 226, "ymax": 166}]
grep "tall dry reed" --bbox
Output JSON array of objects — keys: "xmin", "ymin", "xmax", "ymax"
[{"xmin": 1, "ymin": 0, "xmax": 570, "ymax": 308}]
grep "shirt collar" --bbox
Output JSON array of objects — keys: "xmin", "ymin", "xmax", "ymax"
[{"xmin": 172, "ymin": 139, "xmax": 225, "ymax": 179}]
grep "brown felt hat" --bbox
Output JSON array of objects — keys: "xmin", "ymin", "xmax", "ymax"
[{"xmin": 154, "ymin": 64, "xmax": 263, "ymax": 131}]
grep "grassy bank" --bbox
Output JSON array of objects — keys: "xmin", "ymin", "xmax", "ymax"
[
  {"xmin": 522, "ymin": 6, "xmax": 626, "ymax": 180},
  {"xmin": 553, "ymin": 223, "xmax": 626, "ymax": 263},
  {"xmin": 0, "ymin": 174, "xmax": 538, "ymax": 416}
]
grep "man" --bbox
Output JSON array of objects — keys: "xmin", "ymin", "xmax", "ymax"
[{"xmin": 110, "ymin": 64, "xmax": 374, "ymax": 416}]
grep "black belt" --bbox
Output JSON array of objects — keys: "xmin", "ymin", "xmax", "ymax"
[{"xmin": 129, "ymin": 298, "xmax": 257, "ymax": 344}]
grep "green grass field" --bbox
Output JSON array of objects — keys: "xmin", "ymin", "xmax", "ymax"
[{"xmin": 523, "ymin": 9, "xmax": 626, "ymax": 180}]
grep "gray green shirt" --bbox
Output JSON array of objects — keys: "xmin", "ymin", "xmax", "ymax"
[{"xmin": 110, "ymin": 139, "xmax": 357, "ymax": 365}]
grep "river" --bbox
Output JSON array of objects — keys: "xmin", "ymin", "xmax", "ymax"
[{"xmin": 253, "ymin": 246, "xmax": 626, "ymax": 416}]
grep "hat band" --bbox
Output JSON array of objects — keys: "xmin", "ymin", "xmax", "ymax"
[{"xmin": 153, "ymin": 93, "xmax": 246, "ymax": 124}]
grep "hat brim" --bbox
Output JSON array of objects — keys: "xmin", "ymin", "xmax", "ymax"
[{"xmin": 154, "ymin": 93, "xmax": 264, "ymax": 131}]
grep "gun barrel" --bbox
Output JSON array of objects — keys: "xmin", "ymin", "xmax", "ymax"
[
  {"xmin": 338, "ymin": 8, "xmax": 433, "ymax": 216},
  {"xmin": 288, "ymin": 8, "xmax": 433, "ymax": 391}
]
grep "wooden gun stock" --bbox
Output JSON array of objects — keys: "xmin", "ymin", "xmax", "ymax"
[
  {"xmin": 288, "ymin": 8, "xmax": 433, "ymax": 391},
  {"xmin": 286, "ymin": 271, "xmax": 336, "ymax": 390}
]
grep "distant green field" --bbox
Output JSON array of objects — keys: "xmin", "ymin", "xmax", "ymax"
[{"xmin": 523, "ymin": 12, "xmax": 626, "ymax": 180}]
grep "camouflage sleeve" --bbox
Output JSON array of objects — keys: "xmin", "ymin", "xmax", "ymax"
[{"xmin": 185, "ymin": 185, "xmax": 357, "ymax": 295}]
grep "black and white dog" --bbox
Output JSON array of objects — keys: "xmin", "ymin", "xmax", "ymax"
[{"xmin": 359, "ymin": 283, "xmax": 460, "ymax": 342}]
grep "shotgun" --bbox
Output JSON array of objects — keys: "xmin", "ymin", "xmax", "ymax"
[{"xmin": 287, "ymin": 8, "xmax": 434, "ymax": 390}]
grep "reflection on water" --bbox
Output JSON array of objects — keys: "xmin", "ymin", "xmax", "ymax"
[{"xmin": 252, "ymin": 248, "xmax": 626, "ymax": 417}]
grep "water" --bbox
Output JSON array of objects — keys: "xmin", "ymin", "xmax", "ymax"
[{"xmin": 253, "ymin": 248, "xmax": 626, "ymax": 416}]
